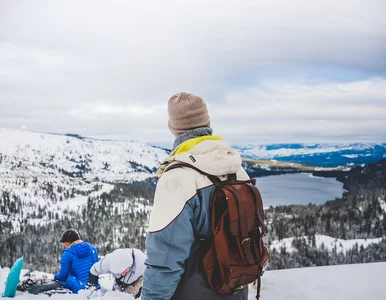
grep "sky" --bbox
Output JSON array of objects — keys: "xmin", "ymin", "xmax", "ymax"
[{"xmin": 1, "ymin": 0, "xmax": 386, "ymax": 148}]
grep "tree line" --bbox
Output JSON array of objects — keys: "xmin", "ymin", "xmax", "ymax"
[{"xmin": 1, "ymin": 158, "xmax": 385, "ymax": 272}]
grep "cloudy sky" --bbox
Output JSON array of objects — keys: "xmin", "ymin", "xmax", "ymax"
[{"xmin": 1, "ymin": 0, "xmax": 385, "ymax": 147}]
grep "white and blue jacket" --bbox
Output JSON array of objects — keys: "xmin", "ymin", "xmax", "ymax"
[{"xmin": 142, "ymin": 136, "xmax": 249, "ymax": 300}]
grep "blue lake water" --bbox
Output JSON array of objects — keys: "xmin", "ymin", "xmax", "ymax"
[{"xmin": 255, "ymin": 173, "xmax": 345, "ymax": 207}]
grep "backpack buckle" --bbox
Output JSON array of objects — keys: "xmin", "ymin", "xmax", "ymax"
[
  {"xmin": 233, "ymin": 285, "xmax": 245, "ymax": 294},
  {"xmin": 241, "ymin": 237, "xmax": 250, "ymax": 245}
]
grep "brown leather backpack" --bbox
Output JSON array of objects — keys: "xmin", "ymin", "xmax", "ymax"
[{"xmin": 166, "ymin": 162, "xmax": 269, "ymax": 298}]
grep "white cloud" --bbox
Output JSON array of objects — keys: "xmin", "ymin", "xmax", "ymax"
[
  {"xmin": 69, "ymin": 103, "xmax": 161, "ymax": 117},
  {"xmin": 0, "ymin": 0, "xmax": 385, "ymax": 146},
  {"xmin": 212, "ymin": 78, "xmax": 386, "ymax": 144}
]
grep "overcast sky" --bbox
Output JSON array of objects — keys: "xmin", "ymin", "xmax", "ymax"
[{"xmin": 1, "ymin": 0, "xmax": 385, "ymax": 147}]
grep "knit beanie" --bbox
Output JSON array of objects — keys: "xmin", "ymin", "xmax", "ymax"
[
  {"xmin": 168, "ymin": 92, "xmax": 210, "ymax": 136},
  {"xmin": 59, "ymin": 228, "xmax": 80, "ymax": 243}
]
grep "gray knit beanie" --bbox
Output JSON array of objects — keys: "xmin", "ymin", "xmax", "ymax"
[{"xmin": 168, "ymin": 92, "xmax": 210, "ymax": 136}]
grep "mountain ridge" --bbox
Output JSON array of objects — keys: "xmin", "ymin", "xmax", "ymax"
[
  {"xmin": 2, "ymin": 127, "xmax": 385, "ymax": 170},
  {"xmin": 233, "ymin": 142, "xmax": 386, "ymax": 167}
]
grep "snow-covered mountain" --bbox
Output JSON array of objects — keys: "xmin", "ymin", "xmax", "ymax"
[
  {"xmin": 1, "ymin": 262, "xmax": 385, "ymax": 299},
  {"xmin": 1, "ymin": 127, "xmax": 385, "ymax": 274},
  {"xmin": 0, "ymin": 128, "xmax": 168, "ymax": 241},
  {"xmin": 2, "ymin": 128, "xmax": 385, "ymax": 177},
  {"xmin": 0, "ymin": 128, "xmax": 168, "ymax": 183},
  {"xmin": 233, "ymin": 143, "xmax": 386, "ymax": 167},
  {"xmin": 1, "ymin": 127, "xmax": 384, "ymax": 234}
]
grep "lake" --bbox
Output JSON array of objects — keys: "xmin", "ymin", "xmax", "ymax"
[{"xmin": 255, "ymin": 173, "xmax": 344, "ymax": 207}]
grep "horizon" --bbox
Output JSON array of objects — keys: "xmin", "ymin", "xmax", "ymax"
[{"xmin": 1, "ymin": 126, "xmax": 385, "ymax": 150}]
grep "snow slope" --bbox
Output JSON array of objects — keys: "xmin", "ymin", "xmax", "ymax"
[
  {"xmin": 0, "ymin": 128, "xmax": 168, "ymax": 183},
  {"xmin": 1, "ymin": 262, "xmax": 385, "ymax": 299},
  {"xmin": 0, "ymin": 128, "xmax": 168, "ymax": 230},
  {"xmin": 258, "ymin": 262, "xmax": 386, "ymax": 300}
]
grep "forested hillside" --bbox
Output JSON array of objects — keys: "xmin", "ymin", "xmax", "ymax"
[
  {"xmin": 1, "ymin": 158, "xmax": 385, "ymax": 272},
  {"xmin": 1, "ymin": 128, "xmax": 385, "ymax": 272},
  {"xmin": 267, "ymin": 158, "xmax": 386, "ymax": 269}
]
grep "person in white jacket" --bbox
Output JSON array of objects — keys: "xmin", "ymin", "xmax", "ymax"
[
  {"xmin": 88, "ymin": 248, "xmax": 146, "ymax": 298},
  {"xmin": 142, "ymin": 92, "xmax": 250, "ymax": 300}
]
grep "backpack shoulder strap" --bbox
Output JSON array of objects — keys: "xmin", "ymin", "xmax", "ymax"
[{"xmin": 164, "ymin": 162, "xmax": 223, "ymax": 186}]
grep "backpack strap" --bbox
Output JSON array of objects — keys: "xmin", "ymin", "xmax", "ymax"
[
  {"xmin": 165, "ymin": 162, "xmax": 263, "ymax": 237},
  {"xmin": 115, "ymin": 249, "xmax": 136, "ymax": 290},
  {"xmin": 164, "ymin": 162, "xmax": 227, "ymax": 187},
  {"xmin": 223, "ymin": 184, "xmax": 257, "ymax": 266},
  {"xmin": 222, "ymin": 185, "xmax": 248, "ymax": 239},
  {"xmin": 246, "ymin": 185, "xmax": 267, "ymax": 235}
]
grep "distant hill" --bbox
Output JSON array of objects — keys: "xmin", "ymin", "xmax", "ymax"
[
  {"xmin": 0, "ymin": 127, "xmax": 168, "ymax": 183},
  {"xmin": 233, "ymin": 143, "xmax": 386, "ymax": 167}
]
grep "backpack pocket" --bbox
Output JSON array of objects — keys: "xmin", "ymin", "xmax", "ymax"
[{"xmin": 225, "ymin": 265, "xmax": 259, "ymax": 292}]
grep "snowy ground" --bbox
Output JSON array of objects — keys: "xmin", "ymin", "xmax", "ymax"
[
  {"xmin": 259, "ymin": 262, "xmax": 386, "ymax": 300},
  {"xmin": 1, "ymin": 262, "xmax": 385, "ymax": 299}
]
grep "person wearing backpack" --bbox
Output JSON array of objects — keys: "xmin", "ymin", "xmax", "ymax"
[
  {"xmin": 142, "ymin": 93, "xmax": 268, "ymax": 300},
  {"xmin": 88, "ymin": 248, "xmax": 146, "ymax": 298}
]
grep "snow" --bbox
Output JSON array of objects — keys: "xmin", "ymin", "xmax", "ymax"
[
  {"xmin": 2, "ymin": 263, "xmax": 386, "ymax": 299},
  {"xmin": 257, "ymin": 262, "xmax": 386, "ymax": 300},
  {"xmin": 234, "ymin": 143, "xmax": 373, "ymax": 159},
  {"xmin": 0, "ymin": 128, "xmax": 169, "ymax": 231},
  {"xmin": 0, "ymin": 128, "xmax": 168, "ymax": 183},
  {"xmin": 233, "ymin": 142, "xmax": 386, "ymax": 167},
  {"xmin": 379, "ymin": 197, "xmax": 386, "ymax": 214},
  {"xmin": 270, "ymin": 235, "xmax": 383, "ymax": 254},
  {"xmin": 341, "ymin": 154, "xmax": 358, "ymax": 158}
]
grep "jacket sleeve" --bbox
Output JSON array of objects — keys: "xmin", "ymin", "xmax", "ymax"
[
  {"xmin": 133, "ymin": 249, "xmax": 147, "ymax": 278},
  {"xmin": 142, "ymin": 198, "xmax": 196, "ymax": 300},
  {"xmin": 54, "ymin": 251, "xmax": 72, "ymax": 281},
  {"xmin": 90, "ymin": 252, "xmax": 113, "ymax": 276}
]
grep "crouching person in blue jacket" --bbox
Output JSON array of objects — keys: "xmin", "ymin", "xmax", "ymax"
[{"xmin": 54, "ymin": 228, "xmax": 99, "ymax": 293}]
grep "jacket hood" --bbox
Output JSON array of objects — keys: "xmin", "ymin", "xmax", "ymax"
[
  {"xmin": 158, "ymin": 136, "xmax": 242, "ymax": 176},
  {"xmin": 66, "ymin": 241, "xmax": 93, "ymax": 259}
]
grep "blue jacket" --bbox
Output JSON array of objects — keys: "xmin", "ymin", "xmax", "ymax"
[
  {"xmin": 54, "ymin": 241, "xmax": 99, "ymax": 293},
  {"xmin": 142, "ymin": 136, "xmax": 249, "ymax": 300}
]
